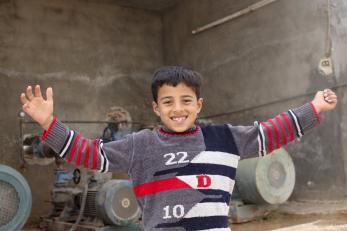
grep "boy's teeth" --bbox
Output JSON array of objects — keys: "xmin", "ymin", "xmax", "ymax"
[{"xmin": 172, "ymin": 117, "xmax": 186, "ymax": 122}]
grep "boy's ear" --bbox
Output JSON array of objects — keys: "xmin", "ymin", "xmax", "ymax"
[
  {"xmin": 197, "ymin": 98, "xmax": 203, "ymax": 113},
  {"xmin": 152, "ymin": 101, "xmax": 161, "ymax": 117}
]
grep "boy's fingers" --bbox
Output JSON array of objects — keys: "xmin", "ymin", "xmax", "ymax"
[
  {"xmin": 327, "ymin": 96, "xmax": 337, "ymax": 102},
  {"xmin": 26, "ymin": 86, "xmax": 34, "ymax": 100},
  {"xmin": 323, "ymin": 89, "xmax": 335, "ymax": 96},
  {"xmin": 330, "ymin": 93, "xmax": 337, "ymax": 98},
  {"xmin": 325, "ymin": 94, "xmax": 337, "ymax": 102},
  {"xmin": 34, "ymin": 85, "xmax": 42, "ymax": 98},
  {"xmin": 324, "ymin": 91, "xmax": 337, "ymax": 100},
  {"xmin": 20, "ymin": 93, "xmax": 28, "ymax": 105},
  {"xmin": 46, "ymin": 87, "xmax": 53, "ymax": 102},
  {"xmin": 323, "ymin": 90, "xmax": 335, "ymax": 97}
]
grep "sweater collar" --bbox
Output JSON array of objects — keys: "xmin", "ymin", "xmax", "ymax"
[{"xmin": 159, "ymin": 125, "xmax": 200, "ymax": 136}]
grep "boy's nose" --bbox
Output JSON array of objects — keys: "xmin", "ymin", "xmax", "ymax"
[{"xmin": 172, "ymin": 102, "xmax": 183, "ymax": 112}]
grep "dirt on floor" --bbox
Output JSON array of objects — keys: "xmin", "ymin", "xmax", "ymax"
[
  {"xmin": 231, "ymin": 212, "xmax": 347, "ymax": 231},
  {"xmin": 230, "ymin": 199, "xmax": 347, "ymax": 231}
]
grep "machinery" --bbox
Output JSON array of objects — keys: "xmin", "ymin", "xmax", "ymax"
[
  {"xmin": 0, "ymin": 165, "xmax": 32, "ymax": 231},
  {"xmin": 229, "ymin": 148, "xmax": 296, "ymax": 223},
  {"xmin": 19, "ymin": 107, "xmax": 143, "ymax": 231},
  {"xmin": 39, "ymin": 167, "xmax": 142, "ymax": 231}
]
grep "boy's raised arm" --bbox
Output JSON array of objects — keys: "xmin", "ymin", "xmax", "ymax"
[
  {"xmin": 20, "ymin": 85, "xmax": 134, "ymax": 173},
  {"xmin": 229, "ymin": 89, "xmax": 337, "ymax": 159}
]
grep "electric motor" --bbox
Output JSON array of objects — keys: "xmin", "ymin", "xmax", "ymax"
[
  {"xmin": 0, "ymin": 165, "xmax": 32, "ymax": 231},
  {"xmin": 95, "ymin": 180, "xmax": 141, "ymax": 226}
]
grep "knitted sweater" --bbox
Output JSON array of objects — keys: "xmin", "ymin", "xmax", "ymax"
[{"xmin": 41, "ymin": 103, "xmax": 320, "ymax": 231}]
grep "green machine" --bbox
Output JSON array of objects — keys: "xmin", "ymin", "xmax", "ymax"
[{"xmin": 230, "ymin": 148, "xmax": 296, "ymax": 223}]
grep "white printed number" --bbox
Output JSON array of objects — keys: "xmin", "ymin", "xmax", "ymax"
[
  {"xmin": 163, "ymin": 205, "xmax": 185, "ymax": 219},
  {"xmin": 164, "ymin": 152, "xmax": 189, "ymax": 166}
]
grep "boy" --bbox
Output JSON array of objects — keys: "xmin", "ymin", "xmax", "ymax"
[{"xmin": 20, "ymin": 66, "xmax": 337, "ymax": 230}]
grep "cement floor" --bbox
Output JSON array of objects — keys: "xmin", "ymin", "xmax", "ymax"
[
  {"xmin": 22, "ymin": 200, "xmax": 347, "ymax": 231},
  {"xmin": 231, "ymin": 212, "xmax": 347, "ymax": 231},
  {"xmin": 22, "ymin": 213, "xmax": 347, "ymax": 231},
  {"xmin": 232, "ymin": 200, "xmax": 347, "ymax": 231}
]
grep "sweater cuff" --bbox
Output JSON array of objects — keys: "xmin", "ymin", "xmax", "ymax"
[
  {"xmin": 292, "ymin": 102, "xmax": 320, "ymax": 132},
  {"xmin": 41, "ymin": 117, "xmax": 57, "ymax": 140},
  {"xmin": 41, "ymin": 119, "xmax": 70, "ymax": 154},
  {"xmin": 309, "ymin": 101, "xmax": 321, "ymax": 123}
]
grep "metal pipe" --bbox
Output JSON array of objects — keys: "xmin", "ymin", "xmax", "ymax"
[
  {"xmin": 192, "ymin": 0, "xmax": 279, "ymax": 35},
  {"xmin": 19, "ymin": 112, "xmax": 26, "ymax": 168}
]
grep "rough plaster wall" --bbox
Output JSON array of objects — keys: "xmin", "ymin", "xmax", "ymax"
[
  {"xmin": 163, "ymin": 0, "xmax": 346, "ymax": 200},
  {"xmin": 0, "ymin": 0, "xmax": 162, "ymax": 226},
  {"xmin": 332, "ymin": 0, "xmax": 347, "ymax": 196}
]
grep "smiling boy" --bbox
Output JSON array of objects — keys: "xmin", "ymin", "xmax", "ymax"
[{"xmin": 20, "ymin": 66, "xmax": 337, "ymax": 230}]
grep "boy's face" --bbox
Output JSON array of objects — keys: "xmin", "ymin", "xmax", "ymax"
[{"xmin": 152, "ymin": 83, "xmax": 203, "ymax": 132}]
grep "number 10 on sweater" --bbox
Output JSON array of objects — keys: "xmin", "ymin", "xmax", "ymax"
[{"xmin": 163, "ymin": 205, "xmax": 185, "ymax": 219}]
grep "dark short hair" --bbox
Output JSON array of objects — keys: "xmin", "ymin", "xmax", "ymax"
[{"xmin": 151, "ymin": 66, "xmax": 202, "ymax": 102}]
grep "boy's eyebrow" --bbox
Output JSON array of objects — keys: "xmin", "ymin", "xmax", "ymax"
[
  {"xmin": 181, "ymin": 95, "xmax": 194, "ymax": 98},
  {"xmin": 159, "ymin": 95, "xmax": 194, "ymax": 101}
]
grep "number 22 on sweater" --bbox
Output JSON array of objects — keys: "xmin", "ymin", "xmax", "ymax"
[{"xmin": 164, "ymin": 152, "xmax": 190, "ymax": 165}]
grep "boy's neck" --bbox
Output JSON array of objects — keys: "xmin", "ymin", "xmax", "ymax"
[{"xmin": 160, "ymin": 125, "xmax": 199, "ymax": 136}]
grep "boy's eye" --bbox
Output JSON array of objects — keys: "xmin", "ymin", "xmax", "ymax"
[{"xmin": 183, "ymin": 99, "xmax": 192, "ymax": 104}]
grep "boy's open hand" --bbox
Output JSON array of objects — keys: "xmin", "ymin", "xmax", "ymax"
[
  {"xmin": 311, "ymin": 89, "xmax": 337, "ymax": 113},
  {"xmin": 20, "ymin": 85, "xmax": 54, "ymax": 130}
]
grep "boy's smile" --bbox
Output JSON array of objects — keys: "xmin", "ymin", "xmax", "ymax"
[{"xmin": 152, "ymin": 83, "xmax": 203, "ymax": 133}]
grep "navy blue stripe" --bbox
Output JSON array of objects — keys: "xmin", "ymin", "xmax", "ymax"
[
  {"xmin": 290, "ymin": 110, "xmax": 304, "ymax": 136},
  {"xmin": 154, "ymin": 163, "xmax": 236, "ymax": 180},
  {"xmin": 202, "ymin": 124, "xmax": 239, "ymax": 154},
  {"xmin": 99, "ymin": 141, "xmax": 107, "ymax": 173},
  {"xmin": 198, "ymin": 189, "xmax": 231, "ymax": 203},
  {"xmin": 200, "ymin": 197, "xmax": 228, "ymax": 203},
  {"xmin": 156, "ymin": 216, "xmax": 229, "ymax": 230},
  {"xmin": 257, "ymin": 123, "xmax": 264, "ymax": 156}
]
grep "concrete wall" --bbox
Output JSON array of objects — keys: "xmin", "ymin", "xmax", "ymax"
[
  {"xmin": 0, "ymin": 0, "xmax": 162, "ymax": 226},
  {"xmin": 163, "ymin": 0, "xmax": 347, "ymax": 200},
  {"xmin": 333, "ymin": 0, "xmax": 347, "ymax": 197}
]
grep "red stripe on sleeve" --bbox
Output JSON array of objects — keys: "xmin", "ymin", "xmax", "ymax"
[
  {"xmin": 83, "ymin": 141, "xmax": 90, "ymax": 168},
  {"xmin": 75, "ymin": 139, "xmax": 86, "ymax": 167},
  {"xmin": 67, "ymin": 134, "xmax": 81, "ymax": 163},
  {"xmin": 92, "ymin": 139, "xmax": 98, "ymax": 170},
  {"xmin": 260, "ymin": 122, "xmax": 273, "ymax": 153},
  {"xmin": 41, "ymin": 117, "xmax": 57, "ymax": 140},
  {"xmin": 268, "ymin": 119, "xmax": 280, "ymax": 149},
  {"xmin": 310, "ymin": 102, "xmax": 321, "ymax": 123},
  {"xmin": 281, "ymin": 113, "xmax": 294, "ymax": 141},
  {"xmin": 133, "ymin": 177, "xmax": 191, "ymax": 197},
  {"xmin": 275, "ymin": 116, "xmax": 287, "ymax": 145}
]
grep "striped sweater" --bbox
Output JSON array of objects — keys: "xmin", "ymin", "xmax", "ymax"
[{"xmin": 41, "ymin": 102, "xmax": 320, "ymax": 230}]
